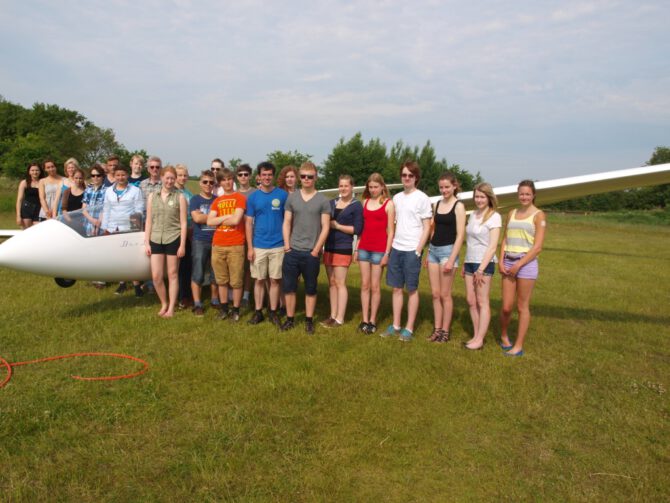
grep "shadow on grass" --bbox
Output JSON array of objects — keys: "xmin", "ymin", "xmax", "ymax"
[
  {"xmin": 543, "ymin": 246, "xmax": 670, "ymax": 261},
  {"xmin": 64, "ymin": 291, "xmax": 155, "ymax": 317}
]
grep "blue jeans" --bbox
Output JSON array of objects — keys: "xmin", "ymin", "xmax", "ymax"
[{"xmin": 191, "ymin": 239, "xmax": 214, "ymax": 285}]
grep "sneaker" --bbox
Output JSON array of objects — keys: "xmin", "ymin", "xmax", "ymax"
[
  {"xmin": 366, "ymin": 322, "xmax": 377, "ymax": 334},
  {"xmin": 278, "ymin": 306, "xmax": 287, "ymax": 317},
  {"xmin": 230, "ymin": 310, "xmax": 240, "ymax": 322},
  {"xmin": 134, "ymin": 285, "xmax": 144, "ymax": 298},
  {"xmin": 280, "ymin": 319, "xmax": 295, "ymax": 331},
  {"xmin": 248, "ymin": 310, "xmax": 265, "ymax": 325},
  {"xmin": 305, "ymin": 319, "xmax": 315, "ymax": 334},
  {"xmin": 381, "ymin": 325, "xmax": 400, "ymax": 338},
  {"xmin": 192, "ymin": 305, "xmax": 204, "ymax": 317},
  {"xmin": 217, "ymin": 308, "xmax": 230, "ymax": 320},
  {"xmin": 399, "ymin": 328, "xmax": 413, "ymax": 342},
  {"xmin": 114, "ymin": 283, "xmax": 127, "ymax": 295},
  {"xmin": 357, "ymin": 321, "xmax": 368, "ymax": 333},
  {"xmin": 321, "ymin": 317, "xmax": 336, "ymax": 328},
  {"xmin": 268, "ymin": 311, "xmax": 281, "ymax": 326}
]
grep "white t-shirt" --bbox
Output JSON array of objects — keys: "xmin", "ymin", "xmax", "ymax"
[
  {"xmin": 464, "ymin": 210, "xmax": 502, "ymax": 263},
  {"xmin": 391, "ymin": 189, "xmax": 432, "ymax": 251}
]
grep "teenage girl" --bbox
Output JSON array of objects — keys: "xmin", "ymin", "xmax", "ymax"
[
  {"xmin": 322, "ymin": 175, "xmax": 363, "ymax": 328},
  {"xmin": 16, "ymin": 163, "xmax": 43, "ymax": 229},
  {"xmin": 462, "ymin": 183, "xmax": 501, "ymax": 350},
  {"xmin": 426, "ymin": 172, "xmax": 466, "ymax": 342},
  {"xmin": 499, "ymin": 180, "xmax": 547, "ymax": 356},
  {"xmin": 38, "ymin": 159, "xmax": 63, "ymax": 220},
  {"xmin": 354, "ymin": 173, "xmax": 395, "ymax": 334}
]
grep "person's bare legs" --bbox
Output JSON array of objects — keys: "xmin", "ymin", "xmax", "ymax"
[
  {"xmin": 405, "ymin": 289, "xmax": 419, "ymax": 333},
  {"xmin": 392, "ymin": 288, "xmax": 404, "ymax": 329},
  {"xmin": 428, "ymin": 262, "xmax": 443, "ymax": 331},
  {"xmin": 464, "ymin": 274, "xmax": 478, "ymax": 345},
  {"xmin": 369, "ymin": 264, "xmax": 383, "ymax": 325},
  {"xmin": 439, "ymin": 267, "xmax": 457, "ymax": 333},
  {"xmin": 285, "ymin": 292, "xmax": 296, "ymax": 317},
  {"xmin": 151, "ymin": 254, "xmax": 168, "ymax": 316},
  {"xmin": 254, "ymin": 278, "xmax": 266, "ymax": 310},
  {"xmin": 466, "ymin": 275, "xmax": 492, "ymax": 349},
  {"xmin": 163, "ymin": 255, "xmax": 179, "ymax": 317},
  {"xmin": 508, "ymin": 278, "xmax": 535, "ymax": 354},
  {"xmin": 305, "ymin": 294, "xmax": 316, "ymax": 318},
  {"xmin": 500, "ymin": 275, "xmax": 517, "ymax": 347},
  {"xmin": 359, "ymin": 261, "xmax": 371, "ymax": 323},
  {"xmin": 326, "ymin": 265, "xmax": 337, "ymax": 320},
  {"xmin": 334, "ymin": 266, "xmax": 349, "ymax": 323}
]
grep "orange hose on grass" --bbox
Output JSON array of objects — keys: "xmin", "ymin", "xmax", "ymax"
[{"xmin": 0, "ymin": 352, "xmax": 149, "ymax": 389}]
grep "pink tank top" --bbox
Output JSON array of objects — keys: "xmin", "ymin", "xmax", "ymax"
[{"xmin": 358, "ymin": 199, "xmax": 389, "ymax": 253}]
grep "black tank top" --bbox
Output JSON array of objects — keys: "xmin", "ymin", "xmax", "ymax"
[
  {"xmin": 25, "ymin": 186, "xmax": 40, "ymax": 204},
  {"xmin": 430, "ymin": 199, "xmax": 461, "ymax": 246},
  {"xmin": 64, "ymin": 191, "xmax": 84, "ymax": 212}
]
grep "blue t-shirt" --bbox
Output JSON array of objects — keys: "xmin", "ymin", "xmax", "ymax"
[
  {"xmin": 246, "ymin": 187, "xmax": 288, "ymax": 249},
  {"xmin": 189, "ymin": 194, "xmax": 217, "ymax": 242}
]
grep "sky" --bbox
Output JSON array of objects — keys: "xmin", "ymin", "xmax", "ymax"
[{"xmin": 1, "ymin": 0, "xmax": 668, "ymax": 185}]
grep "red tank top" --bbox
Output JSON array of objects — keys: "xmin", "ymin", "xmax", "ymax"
[{"xmin": 358, "ymin": 199, "xmax": 389, "ymax": 253}]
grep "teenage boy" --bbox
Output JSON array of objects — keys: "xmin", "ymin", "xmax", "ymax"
[
  {"xmin": 236, "ymin": 163, "xmax": 256, "ymax": 307},
  {"xmin": 211, "ymin": 158, "xmax": 225, "ymax": 196},
  {"xmin": 384, "ymin": 160, "xmax": 432, "ymax": 341},
  {"xmin": 281, "ymin": 162, "xmax": 330, "ymax": 334},
  {"xmin": 207, "ymin": 168, "xmax": 246, "ymax": 322},
  {"xmin": 128, "ymin": 155, "xmax": 147, "ymax": 186},
  {"xmin": 104, "ymin": 155, "xmax": 120, "ymax": 187},
  {"xmin": 245, "ymin": 162, "xmax": 288, "ymax": 326},
  {"xmin": 189, "ymin": 170, "xmax": 218, "ymax": 316}
]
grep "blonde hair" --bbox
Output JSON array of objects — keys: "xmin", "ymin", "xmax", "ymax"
[
  {"xmin": 64, "ymin": 157, "xmax": 80, "ymax": 174},
  {"xmin": 362, "ymin": 172, "xmax": 390, "ymax": 203},
  {"xmin": 175, "ymin": 163, "xmax": 189, "ymax": 176},
  {"xmin": 473, "ymin": 182, "xmax": 498, "ymax": 222}
]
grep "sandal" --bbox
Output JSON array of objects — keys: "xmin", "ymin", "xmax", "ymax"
[{"xmin": 429, "ymin": 327, "xmax": 443, "ymax": 342}]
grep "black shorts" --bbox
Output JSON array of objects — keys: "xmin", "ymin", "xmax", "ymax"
[
  {"xmin": 150, "ymin": 237, "xmax": 181, "ymax": 256},
  {"xmin": 281, "ymin": 249, "xmax": 321, "ymax": 296}
]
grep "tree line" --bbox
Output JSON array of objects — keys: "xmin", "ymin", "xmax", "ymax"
[{"xmin": 0, "ymin": 96, "xmax": 666, "ymax": 207}]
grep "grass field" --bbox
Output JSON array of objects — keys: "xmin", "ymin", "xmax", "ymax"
[{"xmin": 1, "ymin": 197, "xmax": 669, "ymax": 500}]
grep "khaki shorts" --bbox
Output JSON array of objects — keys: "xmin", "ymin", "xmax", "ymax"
[
  {"xmin": 212, "ymin": 245, "xmax": 245, "ymax": 288},
  {"xmin": 251, "ymin": 246, "xmax": 285, "ymax": 280}
]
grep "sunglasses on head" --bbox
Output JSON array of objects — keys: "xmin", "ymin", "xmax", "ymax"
[{"xmin": 300, "ymin": 174, "xmax": 315, "ymax": 180}]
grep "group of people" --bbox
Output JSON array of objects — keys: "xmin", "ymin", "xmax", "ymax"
[{"xmin": 15, "ymin": 156, "xmax": 546, "ymax": 355}]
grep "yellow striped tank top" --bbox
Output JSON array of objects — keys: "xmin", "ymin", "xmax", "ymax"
[{"xmin": 505, "ymin": 209, "xmax": 538, "ymax": 255}]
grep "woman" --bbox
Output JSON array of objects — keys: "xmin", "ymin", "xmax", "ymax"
[
  {"xmin": 277, "ymin": 165, "xmax": 298, "ymax": 193},
  {"xmin": 16, "ymin": 163, "xmax": 43, "ymax": 229},
  {"xmin": 426, "ymin": 172, "xmax": 466, "ymax": 342},
  {"xmin": 462, "ymin": 183, "xmax": 502, "ymax": 350},
  {"xmin": 38, "ymin": 159, "xmax": 63, "ymax": 220},
  {"xmin": 354, "ymin": 173, "xmax": 394, "ymax": 334},
  {"xmin": 175, "ymin": 164, "xmax": 194, "ymax": 308},
  {"xmin": 144, "ymin": 166, "xmax": 188, "ymax": 318},
  {"xmin": 499, "ymin": 180, "xmax": 546, "ymax": 356},
  {"xmin": 82, "ymin": 164, "xmax": 107, "ymax": 236},
  {"xmin": 321, "ymin": 175, "xmax": 363, "ymax": 328},
  {"xmin": 54, "ymin": 158, "xmax": 80, "ymax": 216},
  {"xmin": 61, "ymin": 167, "xmax": 86, "ymax": 213}
]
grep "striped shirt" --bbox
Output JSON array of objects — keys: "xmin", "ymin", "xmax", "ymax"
[{"xmin": 505, "ymin": 209, "xmax": 538, "ymax": 255}]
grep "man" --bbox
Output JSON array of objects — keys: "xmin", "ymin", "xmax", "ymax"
[
  {"xmin": 128, "ymin": 155, "xmax": 147, "ymax": 186},
  {"xmin": 140, "ymin": 156, "xmax": 163, "ymax": 201},
  {"xmin": 281, "ymin": 162, "xmax": 330, "ymax": 334},
  {"xmin": 100, "ymin": 164, "xmax": 145, "ymax": 235},
  {"xmin": 211, "ymin": 158, "xmax": 225, "ymax": 196},
  {"xmin": 245, "ymin": 162, "xmax": 288, "ymax": 326},
  {"xmin": 189, "ymin": 170, "xmax": 219, "ymax": 316},
  {"xmin": 384, "ymin": 160, "xmax": 432, "ymax": 341},
  {"xmin": 103, "ymin": 155, "xmax": 120, "ymax": 187},
  {"xmin": 236, "ymin": 164, "xmax": 256, "ymax": 307},
  {"xmin": 207, "ymin": 168, "xmax": 246, "ymax": 322}
]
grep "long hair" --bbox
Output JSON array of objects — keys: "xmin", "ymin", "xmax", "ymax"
[
  {"xmin": 518, "ymin": 179, "xmax": 536, "ymax": 203},
  {"xmin": 438, "ymin": 171, "xmax": 461, "ymax": 195},
  {"xmin": 25, "ymin": 162, "xmax": 43, "ymax": 186},
  {"xmin": 473, "ymin": 182, "xmax": 497, "ymax": 222},
  {"xmin": 362, "ymin": 172, "xmax": 390, "ymax": 202},
  {"xmin": 277, "ymin": 165, "xmax": 298, "ymax": 191}
]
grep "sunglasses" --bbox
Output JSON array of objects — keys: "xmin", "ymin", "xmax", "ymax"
[
  {"xmin": 90, "ymin": 173, "xmax": 103, "ymax": 178},
  {"xmin": 401, "ymin": 173, "xmax": 415, "ymax": 179},
  {"xmin": 237, "ymin": 172, "xmax": 250, "ymax": 177},
  {"xmin": 201, "ymin": 180, "xmax": 215, "ymax": 185},
  {"xmin": 149, "ymin": 165, "xmax": 161, "ymax": 170},
  {"xmin": 300, "ymin": 174, "xmax": 315, "ymax": 180},
  {"xmin": 211, "ymin": 167, "xmax": 221, "ymax": 171}
]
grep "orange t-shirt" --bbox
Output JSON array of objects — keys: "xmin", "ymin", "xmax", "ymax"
[{"xmin": 210, "ymin": 192, "xmax": 247, "ymax": 246}]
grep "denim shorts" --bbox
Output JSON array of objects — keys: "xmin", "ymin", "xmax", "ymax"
[
  {"xmin": 282, "ymin": 249, "xmax": 321, "ymax": 295},
  {"xmin": 357, "ymin": 249, "xmax": 385, "ymax": 265},
  {"xmin": 191, "ymin": 239, "xmax": 215, "ymax": 285},
  {"xmin": 428, "ymin": 243, "xmax": 459, "ymax": 266},
  {"xmin": 463, "ymin": 262, "xmax": 495, "ymax": 276},
  {"xmin": 386, "ymin": 248, "xmax": 422, "ymax": 292}
]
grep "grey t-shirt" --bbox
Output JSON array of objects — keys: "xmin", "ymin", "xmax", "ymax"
[{"xmin": 286, "ymin": 191, "xmax": 331, "ymax": 251}]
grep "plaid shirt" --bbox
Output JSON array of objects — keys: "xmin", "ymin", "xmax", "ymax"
[{"xmin": 82, "ymin": 184, "xmax": 106, "ymax": 236}]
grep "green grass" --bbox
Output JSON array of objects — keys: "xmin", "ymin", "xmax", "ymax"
[{"xmin": 1, "ymin": 204, "xmax": 669, "ymax": 500}]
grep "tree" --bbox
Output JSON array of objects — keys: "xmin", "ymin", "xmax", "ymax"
[
  {"xmin": 320, "ymin": 132, "xmax": 387, "ymax": 189},
  {"xmin": 265, "ymin": 150, "xmax": 313, "ymax": 173}
]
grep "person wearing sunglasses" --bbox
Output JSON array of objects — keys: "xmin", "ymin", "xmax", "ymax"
[
  {"xmin": 236, "ymin": 164, "xmax": 257, "ymax": 308},
  {"xmin": 140, "ymin": 156, "xmax": 163, "ymax": 201},
  {"xmin": 189, "ymin": 170, "xmax": 220, "ymax": 316},
  {"xmin": 280, "ymin": 162, "xmax": 331, "ymax": 334},
  {"xmin": 81, "ymin": 164, "xmax": 107, "ymax": 236},
  {"xmin": 384, "ymin": 160, "xmax": 432, "ymax": 342},
  {"xmin": 210, "ymin": 158, "xmax": 225, "ymax": 196}
]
